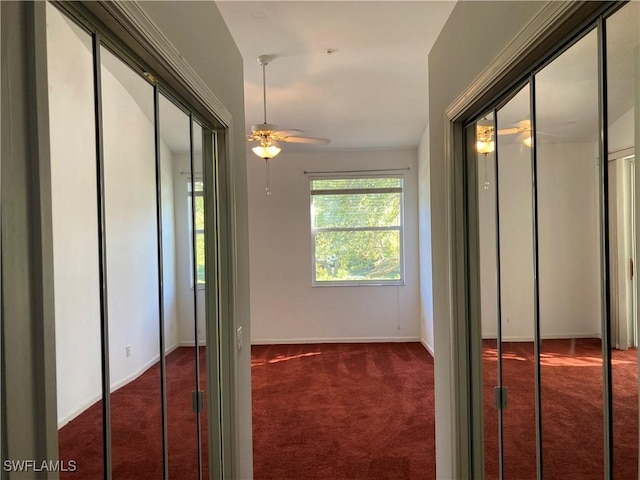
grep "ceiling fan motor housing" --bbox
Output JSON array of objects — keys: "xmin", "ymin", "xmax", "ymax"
[{"xmin": 251, "ymin": 123, "xmax": 278, "ymax": 134}]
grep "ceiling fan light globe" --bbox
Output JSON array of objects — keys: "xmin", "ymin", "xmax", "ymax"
[
  {"xmin": 476, "ymin": 140, "xmax": 495, "ymax": 154},
  {"xmin": 252, "ymin": 145, "xmax": 281, "ymax": 160},
  {"xmin": 523, "ymin": 135, "xmax": 533, "ymax": 148}
]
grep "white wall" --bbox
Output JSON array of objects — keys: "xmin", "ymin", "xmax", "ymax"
[
  {"xmin": 477, "ymin": 141, "xmax": 601, "ymax": 342},
  {"xmin": 418, "ymin": 125, "xmax": 435, "ymax": 353},
  {"xmin": 497, "ymin": 144, "xmax": 536, "ymax": 340},
  {"xmin": 49, "ymin": 6, "xmax": 181, "ymax": 426},
  {"xmin": 537, "ymin": 142, "xmax": 602, "ymax": 338},
  {"xmin": 161, "ymin": 143, "xmax": 179, "ymax": 352},
  {"xmin": 477, "ymin": 151, "xmax": 500, "ymax": 338},
  {"xmin": 48, "ymin": 6, "xmax": 103, "ymax": 427},
  {"xmin": 172, "ymin": 153, "xmax": 206, "ymax": 346},
  {"xmin": 101, "ymin": 53, "xmax": 163, "ymax": 392},
  {"xmin": 248, "ymin": 148, "xmax": 420, "ymax": 344},
  {"xmin": 609, "ymin": 107, "xmax": 635, "ymax": 153}
]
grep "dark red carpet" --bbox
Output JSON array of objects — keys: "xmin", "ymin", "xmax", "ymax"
[
  {"xmin": 250, "ymin": 342, "xmax": 435, "ymax": 480},
  {"xmin": 58, "ymin": 347, "xmax": 207, "ymax": 479},
  {"xmin": 482, "ymin": 338, "xmax": 638, "ymax": 480},
  {"xmin": 58, "ymin": 341, "xmax": 637, "ymax": 479}
]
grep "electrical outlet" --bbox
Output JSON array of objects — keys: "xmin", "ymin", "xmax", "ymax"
[
  {"xmin": 236, "ymin": 326, "xmax": 243, "ymax": 351},
  {"xmin": 126, "ymin": 345, "xmax": 131, "ymax": 357}
]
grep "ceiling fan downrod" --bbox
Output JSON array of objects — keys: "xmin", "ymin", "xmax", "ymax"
[{"xmin": 257, "ymin": 55, "xmax": 272, "ymax": 125}]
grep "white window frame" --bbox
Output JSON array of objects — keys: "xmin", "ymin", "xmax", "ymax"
[{"xmin": 310, "ymin": 174, "xmax": 405, "ymax": 287}]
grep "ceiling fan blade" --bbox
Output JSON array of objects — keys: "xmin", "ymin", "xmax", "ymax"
[
  {"xmin": 497, "ymin": 127, "xmax": 521, "ymax": 135},
  {"xmin": 498, "ymin": 119, "xmax": 532, "ymax": 135},
  {"xmin": 273, "ymin": 129, "xmax": 304, "ymax": 137},
  {"xmin": 281, "ymin": 135, "xmax": 330, "ymax": 145}
]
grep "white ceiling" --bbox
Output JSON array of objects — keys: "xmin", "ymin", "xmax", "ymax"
[{"xmin": 216, "ymin": 1, "xmax": 456, "ymax": 151}]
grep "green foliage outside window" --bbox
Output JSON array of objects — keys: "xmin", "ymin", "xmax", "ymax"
[
  {"xmin": 311, "ymin": 177, "xmax": 403, "ymax": 284},
  {"xmin": 189, "ymin": 181, "xmax": 206, "ymax": 286}
]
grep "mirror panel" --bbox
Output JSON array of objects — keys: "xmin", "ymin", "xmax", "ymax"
[
  {"xmin": 47, "ymin": 4, "xmax": 104, "ymax": 478},
  {"xmin": 101, "ymin": 46, "xmax": 163, "ymax": 478},
  {"xmin": 495, "ymin": 84, "xmax": 537, "ymax": 479},
  {"xmin": 192, "ymin": 120, "xmax": 208, "ymax": 479},
  {"xmin": 535, "ymin": 29, "xmax": 603, "ymax": 479},
  {"xmin": 473, "ymin": 112, "xmax": 500, "ymax": 479},
  {"xmin": 606, "ymin": 3, "xmax": 640, "ymax": 478},
  {"xmin": 158, "ymin": 93, "xmax": 200, "ymax": 479}
]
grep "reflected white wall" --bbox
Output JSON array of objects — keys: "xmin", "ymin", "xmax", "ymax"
[
  {"xmin": 47, "ymin": 4, "xmax": 103, "ymax": 427},
  {"xmin": 49, "ymin": 11, "xmax": 182, "ymax": 425},
  {"xmin": 418, "ymin": 124, "xmax": 435, "ymax": 353}
]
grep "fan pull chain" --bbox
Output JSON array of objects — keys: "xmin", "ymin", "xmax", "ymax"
[
  {"xmin": 483, "ymin": 154, "xmax": 490, "ymax": 190},
  {"xmin": 265, "ymin": 160, "xmax": 271, "ymax": 195}
]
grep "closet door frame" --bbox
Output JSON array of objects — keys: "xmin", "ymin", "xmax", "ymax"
[
  {"xmin": 444, "ymin": 1, "xmax": 624, "ymax": 477},
  {"xmin": 18, "ymin": 1, "xmax": 238, "ymax": 478}
]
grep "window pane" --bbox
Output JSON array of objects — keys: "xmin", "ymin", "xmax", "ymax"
[
  {"xmin": 189, "ymin": 185, "xmax": 205, "ymax": 286},
  {"xmin": 311, "ymin": 177, "xmax": 401, "ymax": 190},
  {"xmin": 196, "ymin": 232, "xmax": 205, "ymax": 285},
  {"xmin": 195, "ymin": 196, "xmax": 205, "ymax": 231},
  {"xmin": 312, "ymin": 192, "xmax": 401, "ymax": 229},
  {"xmin": 188, "ymin": 180, "xmax": 204, "ymax": 193},
  {"xmin": 315, "ymin": 230, "xmax": 401, "ymax": 282}
]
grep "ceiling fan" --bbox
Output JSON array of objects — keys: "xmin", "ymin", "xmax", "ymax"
[
  {"xmin": 247, "ymin": 55, "xmax": 330, "ymax": 161},
  {"xmin": 476, "ymin": 120, "xmax": 533, "ymax": 154},
  {"xmin": 497, "ymin": 119, "xmax": 532, "ymax": 136},
  {"xmin": 497, "ymin": 119, "xmax": 533, "ymax": 148}
]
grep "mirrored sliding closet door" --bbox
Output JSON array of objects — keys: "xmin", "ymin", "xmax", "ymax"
[
  {"xmin": 471, "ymin": 2, "xmax": 640, "ymax": 478},
  {"xmin": 46, "ymin": 3, "xmax": 219, "ymax": 478}
]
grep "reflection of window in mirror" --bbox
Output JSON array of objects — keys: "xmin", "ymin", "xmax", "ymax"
[{"xmin": 188, "ymin": 179, "xmax": 206, "ymax": 288}]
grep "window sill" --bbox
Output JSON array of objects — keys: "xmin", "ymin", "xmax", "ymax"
[{"xmin": 311, "ymin": 281, "xmax": 405, "ymax": 288}]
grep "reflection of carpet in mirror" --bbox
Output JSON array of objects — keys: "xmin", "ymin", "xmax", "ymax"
[
  {"xmin": 483, "ymin": 338, "xmax": 638, "ymax": 480},
  {"xmin": 251, "ymin": 342, "xmax": 435, "ymax": 480},
  {"xmin": 58, "ymin": 347, "xmax": 208, "ymax": 480}
]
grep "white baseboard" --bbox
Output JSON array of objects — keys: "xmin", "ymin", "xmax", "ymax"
[
  {"xmin": 58, "ymin": 343, "xmax": 184, "ymax": 429},
  {"xmin": 58, "ymin": 354, "xmax": 160, "ymax": 429},
  {"xmin": 57, "ymin": 393, "xmax": 102, "ymax": 429},
  {"xmin": 420, "ymin": 338, "xmax": 434, "ymax": 356},
  {"xmin": 251, "ymin": 336, "xmax": 420, "ymax": 345},
  {"xmin": 110, "ymin": 355, "xmax": 159, "ymax": 393},
  {"xmin": 178, "ymin": 341, "xmax": 207, "ymax": 347},
  {"xmin": 483, "ymin": 333, "xmax": 602, "ymax": 342}
]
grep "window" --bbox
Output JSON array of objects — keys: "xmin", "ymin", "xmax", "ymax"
[
  {"xmin": 310, "ymin": 176, "xmax": 404, "ymax": 285},
  {"xmin": 188, "ymin": 179, "xmax": 205, "ymax": 286}
]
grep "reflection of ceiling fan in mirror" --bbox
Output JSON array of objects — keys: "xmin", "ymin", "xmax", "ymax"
[
  {"xmin": 497, "ymin": 119, "xmax": 533, "ymax": 148},
  {"xmin": 247, "ymin": 55, "xmax": 330, "ymax": 161},
  {"xmin": 476, "ymin": 119, "xmax": 534, "ymax": 153},
  {"xmin": 496, "ymin": 119, "xmax": 567, "ymax": 147}
]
